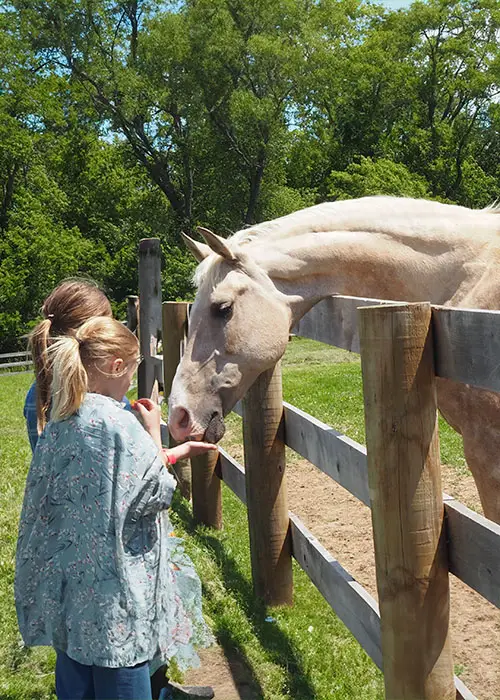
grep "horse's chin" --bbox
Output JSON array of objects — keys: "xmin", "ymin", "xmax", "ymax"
[{"xmin": 203, "ymin": 413, "xmax": 226, "ymax": 444}]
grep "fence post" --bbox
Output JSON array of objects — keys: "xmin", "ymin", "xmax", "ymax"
[
  {"xmin": 126, "ymin": 295, "xmax": 139, "ymax": 333},
  {"xmin": 162, "ymin": 301, "xmax": 192, "ymax": 500},
  {"xmin": 191, "ymin": 450, "xmax": 222, "ymax": 530},
  {"xmin": 138, "ymin": 239, "xmax": 162, "ymax": 398},
  {"xmin": 242, "ymin": 362, "xmax": 292, "ymax": 606},
  {"xmin": 358, "ymin": 302, "xmax": 455, "ymax": 700}
]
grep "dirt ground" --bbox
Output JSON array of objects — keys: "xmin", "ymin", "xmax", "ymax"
[{"xmin": 183, "ymin": 456, "xmax": 500, "ymax": 699}]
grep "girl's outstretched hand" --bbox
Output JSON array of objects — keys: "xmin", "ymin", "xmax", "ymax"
[{"xmin": 164, "ymin": 441, "xmax": 218, "ymax": 463}]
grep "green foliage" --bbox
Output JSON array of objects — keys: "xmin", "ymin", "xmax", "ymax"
[
  {"xmin": 327, "ymin": 156, "xmax": 431, "ymax": 200},
  {"xmin": 1, "ymin": 0, "xmax": 500, "ymax": 347}
]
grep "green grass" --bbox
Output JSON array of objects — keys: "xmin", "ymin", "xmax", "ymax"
[
  {"xmin": 0, "ymin": 338, "xmax": 468, "ymax": 699},
  {"xmin": 0, "ymin": 373, "xmax": 57, "ymax": 699},
  {"xmin": 282, "ymin": 337, "xmax": 468, "ymax": 471}
]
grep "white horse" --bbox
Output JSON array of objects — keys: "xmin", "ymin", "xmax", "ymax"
[{"xmin": 168, "ymin": 196, "xmax": 500, "ymax": 523}]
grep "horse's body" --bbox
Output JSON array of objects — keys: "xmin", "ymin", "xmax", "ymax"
[{"xmin": 168, "ymin": 196, "xmax": 500, "ymax": 523}]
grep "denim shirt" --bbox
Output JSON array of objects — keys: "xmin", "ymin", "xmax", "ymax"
[{"xmin": 15, "ymin": 393, "xmax": 211, "ymax": 668}]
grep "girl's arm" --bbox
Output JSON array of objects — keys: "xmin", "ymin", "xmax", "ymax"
[{"xmin": 163, "ymin": 441, "xmax": 217, "ymax": 465}]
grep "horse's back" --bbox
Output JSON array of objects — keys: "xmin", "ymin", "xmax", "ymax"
[{"xmin": 235, "ymin": 196, "xmax": 500, "ymax": 244}]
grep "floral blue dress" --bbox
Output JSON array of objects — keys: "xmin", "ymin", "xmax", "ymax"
[{"xmin": 15, "ymin": 393, "xmax": 212, "ymax": 670}]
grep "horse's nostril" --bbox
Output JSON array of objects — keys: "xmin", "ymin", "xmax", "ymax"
[{"xmin": 178, "ymin": 408, "xmax": 190, "ymax": 429}]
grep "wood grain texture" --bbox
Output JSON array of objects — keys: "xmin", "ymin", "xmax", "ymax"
[
  {"xmin": 359, "ymin": 302, "xmax": 455, "ymax": 700},
  {"xmin": 294, "ymin": 295, "xmax": 500, "ymax": 393},
  {"xmin": 162, "ymin": 302, "xmax": 192, "ymax": 500},
  {"xmin": 138, "ymin": 238, "xmax": 162, "ymax": 398},
  {"xmin": 242, "ymin": 363, "xmax": 292, "ymax": 605}
]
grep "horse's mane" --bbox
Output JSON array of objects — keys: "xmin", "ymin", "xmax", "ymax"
[
  {"xmin": 483, "ymin": 200, "xmax": 500, "ymax": 213},
  {"xmin": 193, "ymin": 196, "xmax": 500, "ymax": 287}
]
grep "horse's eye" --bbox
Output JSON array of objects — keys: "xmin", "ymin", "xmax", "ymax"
[{"xmin": 211, "ymin": 302, "xmax": 233, "ymax": 320}]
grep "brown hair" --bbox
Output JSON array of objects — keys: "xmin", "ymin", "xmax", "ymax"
[
  {"xmin": 50, "ymin": 317, "xmax": 139, "ymax": 422},
  {"xmin": 28, "ymin": 279, "xmax": 112, "ymax": 432}
]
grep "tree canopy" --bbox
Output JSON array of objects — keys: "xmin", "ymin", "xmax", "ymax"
[{"xmin": 1, "ymin": 0, "xmax": 499, "ymax": 349}]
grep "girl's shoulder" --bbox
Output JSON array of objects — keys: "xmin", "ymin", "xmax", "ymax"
[{"xmin": 78, "ymin": 393, "xmax": 139, "ymax": 432}]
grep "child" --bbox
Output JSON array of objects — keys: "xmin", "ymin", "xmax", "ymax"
[
  {"xmin": 24, "ymin": 278, "xmax": 127, "ymax": 451},
  {"xmin": 15, "ymin": 317, "xmax": 216, "ymax": 700}
]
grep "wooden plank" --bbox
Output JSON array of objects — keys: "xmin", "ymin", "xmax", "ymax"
[
  {"xmin": 218, "ymin": 449, "xmax": 246, "ymax": 504},
  {"xmin": 237, "ymin": 398, "xmax": 500, "ymax": 609},
  {"xmin": 0, "ymin": 351, "xmax": 31, "ymax": 359},
  {"xmin": 292, "ymin": 296, "xmax": 400, "ymax": 353},
  {"xmin": 432, "ymin": 306, "xmax": 500, "ymax": 393},
  {"xmin": 444, "ymin": 494, "xmax": 500, "ymax": 609},
  {"xmin": 0, "ymin": 360, "xmax": 33, "ymax": 369},
  {"xmin": 289, "ymin": 513, "xmax": 382, "ymax": 669},
  {"xmin": 283, "ymin": 402, "xmax": 370, "ymax": 506},
  {"xmin": 218, "ymin": 451, "xmax": 474, "ymax": 699},
  {"xmin": 454, "ymin": 676, "xmax": 477, "ymax": 700},
  {"xmin": 294, "ymin": 295, "xmax": 500, "ymax": 393}
]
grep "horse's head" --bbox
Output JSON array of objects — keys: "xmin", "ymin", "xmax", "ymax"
[{"xmin": 168, "ymin": 228, "xmax": 293, "ymax": 443}]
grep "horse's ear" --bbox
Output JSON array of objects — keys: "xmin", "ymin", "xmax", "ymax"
[
  {"xmin": 181, "ymin": 232, "xmax": 211, "ymax": 263},
  {"xmin": 197, "ymin": 226, "xmax": 236, "ymax": 261}
]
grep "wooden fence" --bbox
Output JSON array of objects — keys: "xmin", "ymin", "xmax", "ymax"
[
  {"xmin": 137, "ymin": 246, "xmax": 500, "ymax": 700},
  {"xmin": 0, "ymin": 350, "xmax": 32, "ymax": 373}
]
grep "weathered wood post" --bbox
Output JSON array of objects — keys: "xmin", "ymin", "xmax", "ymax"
[
  {"xmin": 358, "ymin": 302, "xmax": 455, "ymax": 700},
  {"xmin": 138, "ymin": 239, "xmax": 162, "ymax": 399},
  {"xmin": 191, "ymin": 449, "xmax": 222, "ymax": 530},
  {"xmin": 162, "ymin": 301, "xmax": 192, "ymax": 500},
  {"xmin": 242, "ymin": 362, "xmax": 292, "ymax": 606},
  {"xmin": 126, "ymin": 295, "xmax": 139, "ymax": 333}
]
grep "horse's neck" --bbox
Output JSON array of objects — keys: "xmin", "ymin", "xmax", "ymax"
[{"xmin": 250, "ymin": 229, "xmax": 492, "ymax": 324}]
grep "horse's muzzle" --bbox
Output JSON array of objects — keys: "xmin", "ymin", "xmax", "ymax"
[{"xmin": 203, "ymin": 412, "xmax": 226, "ymax": 444}]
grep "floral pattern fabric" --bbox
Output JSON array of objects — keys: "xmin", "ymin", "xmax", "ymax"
[{"xmin": 15, "ymin": 393, "xmax": 212, "ymax": 669}]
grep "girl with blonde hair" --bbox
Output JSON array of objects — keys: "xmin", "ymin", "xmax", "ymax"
[
  {"xmin": 15, "ymin": 316, "xmax": 216, "ymax": 700},
  {"xmin": 25, "ymin": 278, "xmax": 117, "ymax": 450}
]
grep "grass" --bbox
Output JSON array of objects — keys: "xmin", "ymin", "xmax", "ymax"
[{"xmin": 0, "ymin": 338, "xmax": 468, "ymax": 699}]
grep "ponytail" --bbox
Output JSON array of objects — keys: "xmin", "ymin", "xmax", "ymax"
[
  {"xmin": 29, "ymin": 318, "xmax": 53, "ymax": 434},
  {"xmin": 49, "ymin": 337, "xmax": 88, "ymax": 422},
  {"xmin": 28, "ymin": 278, "xmax": 112, "ymax": 433},
  {"xmin": 47, "ymin": 316, "xmax": 138, "ymax": 423}
]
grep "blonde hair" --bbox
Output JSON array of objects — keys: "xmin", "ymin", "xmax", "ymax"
[
  {"xmin": 49, "ymin": 317, "xmax": 139, "ymax": 422},
  {"xmin": 28, "ymin": 279, "xmax": 112, "ymax": 432}
]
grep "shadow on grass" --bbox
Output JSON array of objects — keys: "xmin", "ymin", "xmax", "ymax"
[{"xmin": 173, "ymin": 494, "xmax": 318, "ymax": 700}]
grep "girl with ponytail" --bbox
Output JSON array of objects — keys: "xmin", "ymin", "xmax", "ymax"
[
  {"xmin": 25, "ymin": 279, "xmax": 115, "ymax": 450},
  {"xmin": 16, "ymin": 316, "xmax": 216, "ymax": 700}
]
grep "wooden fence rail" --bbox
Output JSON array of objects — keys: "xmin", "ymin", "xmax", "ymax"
[{"xmin": 0, "ymin": 350, "xmax": 32, "ymax": 373}]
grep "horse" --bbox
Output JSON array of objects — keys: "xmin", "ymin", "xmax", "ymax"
[{"xmin": 168, "ymin": 195, "xmax": 500, "ymax": 523}]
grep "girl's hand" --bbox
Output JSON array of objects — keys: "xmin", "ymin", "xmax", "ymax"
[
  {"xmin": 164, "ymin": 441, "xmax": 218, "ymax": 463},
  {"xmin": 132, "ymin": 399, "xmax": 162, "ymax": 448}
]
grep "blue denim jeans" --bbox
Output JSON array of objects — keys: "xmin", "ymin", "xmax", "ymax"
[{"xmin": 55, "ymin": 650, "xmax": 152, "ymax": 700}]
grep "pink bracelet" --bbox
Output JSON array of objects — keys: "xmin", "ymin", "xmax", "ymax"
[{"xmin": 162, "ymin": 449, "xmax": 177, "ymax": 465}]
